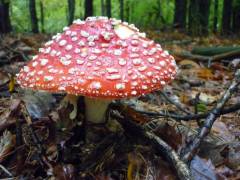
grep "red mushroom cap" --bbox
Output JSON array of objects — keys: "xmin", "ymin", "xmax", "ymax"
[{"xmin": 17, "ymin": 17, "xmax": 177, "ymax": 98}]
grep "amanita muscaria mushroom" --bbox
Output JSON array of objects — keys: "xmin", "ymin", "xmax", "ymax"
[{"xmin": 17, "ymin": 16, "xmax": 177, "ymax": 125}]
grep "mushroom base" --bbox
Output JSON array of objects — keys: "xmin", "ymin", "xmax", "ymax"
[{"xmin": 84, "ymin": 97, "xmax": 111, "ymax": 124}]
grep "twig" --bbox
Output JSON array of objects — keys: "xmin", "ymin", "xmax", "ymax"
[
  {"xmin": 180, "ymin": 69, "xmax": 240, "ymax": 163},
  {"xmin": 158, "ymin": 40, "xmax": 192, "ymax": 45},
  {"xmin": 145, "ymin": 132, "xmax": 192, "ymax": 180},
  {"xmin": 173, "ymin": 50, "xmax": 210, "ymax": 61},
  {"xmin": 0, "ymin": 164, "xmax": 13, "ymax": 177},
  {"xmin": 135, "ymin": 102, "xmax": 240, "ymax": 121},
  {"xmin": 159, "ymin": 91, "xmax": 191, "ymax": 114},
  {"xmin": 112, "ymin": 110, "xmax": 193, "ymax": 180},
  {"xmin": 211, "ymin": 49, "xmax": 240, "ymax": 62},
  {"xmin": 173, "ymin": 49, "xmax": 240, "ymax": 62}
]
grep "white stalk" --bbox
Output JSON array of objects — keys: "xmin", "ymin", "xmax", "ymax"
[{"xmin": 84, "ymin": 97, "xmax": 111, "ymax": 124}]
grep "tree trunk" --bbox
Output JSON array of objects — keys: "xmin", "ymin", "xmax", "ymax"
[
  {"xmin": 222, "ymin": 0, "xmax": 233, "ymax": 34},
  {"xmin": 125, "ymin": 0, "xmax": 130, "ymax": 22},
  {"xmin": 188, "ymin": 0, "xmax": 200, "ymax": 35},
  {"xmin": 119, "ymin": 0, "xmax": 124, "ymax": 21},
  {"xmin": 199, "ymin": 0, "xmax": 211, "ymax": 35},
  {"xmin": 84, "ymin": 0, "xmax": 93, "ymax": 19},
  {"xmin": 213, "ymin": 0, "xmax": 218, "ymax": 33},
  {"xmin": 101, "ymin": 0, "xmax": 105, "ymax": 16},
  {"xmin": 106, "ymin": 0, "xmax": 111, "ymax": 18},
  {"xmin": 68, "ymin": 0, "xmax": 75, "ymax": 25},
  {"xmin": 188, "ymin": 0, "xmax": 211, "ymax": 36},
  {"xmin": 0, "ymin": 1, "xmax": 12, "ymax": 33},
  {"xmin": 39, "ymin": 0, "xmax": 44, "ymax": 33},
  {"xmin": 173, "ymin": 0, "xmax": 187, "ymax": 30},
  {"xmin": 29, "ymin": 0, "xmax": 39, "ymax": 33},
  {"xmin": 232, "ymin": 0, "xmax": 240, "ymax": 33}
]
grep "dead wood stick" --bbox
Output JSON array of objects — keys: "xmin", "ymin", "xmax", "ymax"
[
  {"xmin": 191, "ymin": 46, "xmax": 240, "ymax": 56},
  {"xmin": 0, "ymin": 164, "xmax": 13, "ymax": 177},
  {"xmin": 145, "ymin": 131, "xmax": 192, "ymax": 180},
  {"xmin": 159, "ymin": 91, "xmax": 192, "ymax": 114},
  {"xmin": 211, "ymin": 49, "xmax": 240, "ymax": 61},
  {"xmin": 133, "ymin": 99, "xmax": 240, "ymax": 121},
  {"xmin": 173, "ymin": 51, "xmax": 210, "ymax": 61},
  {"xmin": 173, "ymin": 49, "xmax": 240, "ymax": 62},
  {"xmin": 112, "ymin": 111, "xmax": 193, "ymax": 180},
  {"xmin": 180, "ymin": 69, "xmax": 240, "ymax": 163},
  {"xmin": 159, "ymin": 40, "xmax": 192, "ymax": 45}
]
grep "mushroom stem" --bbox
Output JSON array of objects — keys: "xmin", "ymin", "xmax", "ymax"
[{"xmin": 84, "ymin": 97, "xmax": 111, "ymax": 124}]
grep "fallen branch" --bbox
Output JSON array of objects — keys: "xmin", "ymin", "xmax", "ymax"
[
  {"xmin": 136, "ymin": 102, "xmax": 240, "ymax": 121},
  {"xmin": 211, "ymin": 49, "xmax": 240, "ymax": 62},
  {"xmin": 159, "ymin": 91, "xmax": 192, "ymax": 114},
  {"xmin": 173, "ymin": 49, "xmax": 240, "ymax": 62},
  {"xmin": 112, "ymin": 110, "xmax": 193, "ymax": 180},
  {"xmin": 191, "ymin": 46, "xmax": 240, "ymax": 56},
  {"xmin": 180, "ymin": 69, "xmax": 240, "ymax": 163},
  {"xmin": 158, "ymin": 40, "xmax": 192, "ymax": 46},
  {"xmin": 173, "ymin": 51, "xmax": 210, "ymax": 62},
  {"xmin": 0, "ymin": 164, "xmax": 13, "ymax": 178}
]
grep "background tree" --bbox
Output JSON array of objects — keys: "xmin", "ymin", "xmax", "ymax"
[
  {"xmin": 213, "ymin": 0, "xmax": 219, "ymax": 33},
  {"xmin": 188, "ymin": 0, "xmax": 211, "ymax": 35},
  {"xmin": 199, "ymin": 0, "xmax": 211, "ymax": 35},
  {"xmin": 106, "ymin": 0, "xmax": 111, "ymax": 18},
  {"xmin": 29, "ymin": 0, "xmax": 39, "ymax": 33},
  {"xmin": 4, "ymin": 0, "xmax": 240, "ymax": 36},
  {"xmin": 188, "ymin": 0, "xmax": 200, "ymax": 35},
  {"xmin": 68, "ymin": 0, "xmax": 75, "ymax": 25},
  {"xmin": 84, "ymin": 0, "xmax": 93, "ymax": 19},
  {"xmin": 222, "ymin": 0, "xmax": 233, "ymax": 34},
  {"xmin": 39, "ymin": 0, "xmax": 45, "ymax": 32},
  {"xmin": 173, "ymin": 0, "xmax": 187, "ymax": 30},
  {"xmin": 101, "ymin": 0, "xmax": 105, "ymax": 16},
  {"xmin": 125, "ymin": 0, "xmax": 130, "ymax": 22},
  {"xmin": 0, "ymin": 0, "xmax": 12, "ymax": 33},
  {"xmin": 119, "ymin": 0, "xmax": 124, "ymax": 21},
  {"xmin": 232, "ymin": 0, "xmax": 240, "ymax": 33}
]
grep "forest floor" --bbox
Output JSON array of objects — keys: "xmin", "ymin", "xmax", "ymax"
[{"xmin": 0, "ymin": 32, "xmax": 240, "ymax": 179}]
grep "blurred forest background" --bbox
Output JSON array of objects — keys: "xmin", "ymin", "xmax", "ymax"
[{"xmin": 0, "ymin": 0, "xmax": 240, "ymax": 36}]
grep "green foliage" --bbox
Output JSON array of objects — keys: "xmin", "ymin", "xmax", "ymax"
[
  {"xmin": 38, "ymin": 0, "xmax": 68, "ymax": 33},
  {"xmin": 124, "ymin": 0, "xmax": 174, "ymax": 29},
  {"xmin": 11, "ymin": 0, "xmax": 80, "ymax": 33},
  {"xmin": 11, "ymin": 0, "xmax": 31, "ymax": 32},
  {"xmin": 196, "ymin": 103, "xmax": 207, "ymax": 113},
  {"xmin": 9, "ymin": 0, "xmax": 228, "ymax": 33}
]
